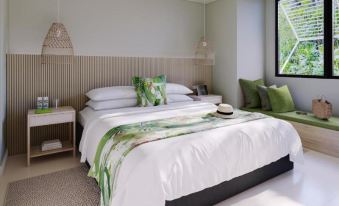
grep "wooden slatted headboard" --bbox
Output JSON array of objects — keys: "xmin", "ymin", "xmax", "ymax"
[{"xmin": 6, "ymin": 54, "xmax": 213, "ymax": 155}]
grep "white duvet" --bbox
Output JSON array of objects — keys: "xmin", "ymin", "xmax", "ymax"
[{"xmin": 79, "ymin": 102, "xmax": 303, "ymax": 206}]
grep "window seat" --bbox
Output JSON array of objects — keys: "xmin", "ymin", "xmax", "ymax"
[
  {"xmin": 241, "ymin": 108, "xmax": 339, "ymax": 131},
  {"xmin": 241, "ymin": 108, "xmax": 339, "ymax": 158}
]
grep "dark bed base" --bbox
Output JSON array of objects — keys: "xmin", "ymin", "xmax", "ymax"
[
  {"xmin": 166, "ymin": 155, "xmax": 293, "ymax": 206},
  {"xmin": 78, "ymin": 123, "xmax": 293, "ymax": 206},
  {"xmin": 76, "ymin": 123, "xmax": 84, "ymax": 149}
]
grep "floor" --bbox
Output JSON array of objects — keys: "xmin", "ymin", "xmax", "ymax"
[
  {"xmin": 1, "ymin": 150, "xmax": 339, "ymax": 206},
  {"xmin": 217, "ymin": 149, "xmax": 339, "ymax": 206},
  {"xmin": 0, "ymin": 153, "xmax": 81, "ymax": 206}
]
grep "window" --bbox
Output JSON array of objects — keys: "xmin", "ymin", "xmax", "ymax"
[
  {"xmin": 334, "ymin": 1, "xmax": 339, "ymax": 76},
  {"xmin": 276, "ymin": 0, "xmax": 339, "ymax": 79}
]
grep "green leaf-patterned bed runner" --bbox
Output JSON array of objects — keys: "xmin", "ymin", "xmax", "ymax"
[{"xmin": 88, "ymin": 111, "xmax": 267, "ymax": 206}]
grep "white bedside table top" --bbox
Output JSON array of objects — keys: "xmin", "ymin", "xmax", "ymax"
[{"xmin": 28, "ymin": 106, "xmax": 75, "ymax": 116}]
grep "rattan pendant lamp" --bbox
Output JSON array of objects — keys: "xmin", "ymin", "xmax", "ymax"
[
  {"xmin": 195, "ymin": 0, "xmax": 215, "ymax": 66},
  {"xmin": 41, "ymin": 0, "xmax": 74, "ymax": 64}
]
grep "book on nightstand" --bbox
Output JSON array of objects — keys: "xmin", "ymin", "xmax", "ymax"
[{"xmin": 41, "ymin": 139, "xmax": 63, "ymax": 151}]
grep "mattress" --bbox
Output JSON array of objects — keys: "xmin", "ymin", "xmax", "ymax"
[
  {"xmin": 78, "ymin": 101, "xmax": 201, "ymax": 127},
  {"xmin": 79, "ymin": 102, "xmax": 303, "ymax": 206}
]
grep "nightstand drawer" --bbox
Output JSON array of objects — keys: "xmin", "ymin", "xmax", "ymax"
[{"xmin": 29, "ymin": 112, "xmax": 74, "ymax": 127}]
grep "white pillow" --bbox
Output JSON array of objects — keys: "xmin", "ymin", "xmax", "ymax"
[
  {"xmin": 166, "ymin": 83, "xmax": 193, "ymax": 95},
  {"xmin": 86, "ymin": 84, "xmax": 192, "ymax": 101},
  {"xmin": 86, "ymin": 99, "xmax": 137, "ymax": 111},
  {"xmin": 86, "ymin": 86, "xmax": 136, "ymax": 101},
  {"xmin": 168, "ymin": 94, "xmax": 193, "ymax": 103}
]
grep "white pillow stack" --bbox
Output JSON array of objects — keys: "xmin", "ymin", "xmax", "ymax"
[
  {"xmin": 166, "ymin": 83, "xmax": 194, "ymax": 103},
  {"xmin": 86, "ymin": 86, "xmax": 136, "ymax": 101},
  {"xmin": 167, "ymin": 94, "xmax": 194, "ymax": 103},
  {"xmin": 85, "ymin": 83, "xmax": 194, "ymax": 110},
  {"xmin": 86, "ymin": 99, "xmax": 137, "ymax": 110},
  {"xmin": 86, "ymin": 86, "xmax": 137, "ymax": 111}
]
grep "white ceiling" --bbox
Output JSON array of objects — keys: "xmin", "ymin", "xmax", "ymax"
[{"xmin": 187, "ymin": 0, "xmax": 217, "ymax": 4}]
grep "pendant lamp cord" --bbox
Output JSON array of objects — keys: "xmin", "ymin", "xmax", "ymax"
[
  {"xmin": 57, "ymin": 0, "xmax": 60, "ymax": 23},
  {"xmin": 204, "ymin": 0, "xmax": 206, "ymax": 41}
]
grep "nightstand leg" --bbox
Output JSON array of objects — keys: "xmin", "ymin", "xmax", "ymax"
[
  {"xmin": 69, "ymin": 122, "xmax": 72, "ymax": 144},
  {"xmin": 73, "ymin": 121, "xmax": 76, "ymax": 157},
  {"xmin": 27, "ymin": 126, "xmax": 30, "ymax": 166}
]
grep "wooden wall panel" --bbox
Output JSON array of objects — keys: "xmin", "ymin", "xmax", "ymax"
[{"xmin": 6, "ymin": 54, "xmax": 213, "ymax": 155}]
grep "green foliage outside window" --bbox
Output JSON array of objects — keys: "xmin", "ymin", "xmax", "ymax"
[
  {"xmin": 278, "ymin": 0, "xmax": 339, "ymax": 77},
  {"xmin": 334, "ymin": 39, "xmax": 339, "ymax": 76},
  {"xmin": 278, "ymin": 0, "xmax": 324, "ymax": 76},
  {"xmin": 278, "ymin": 10, "xmax": 297, "ymax": 71},
  {"xmin": 283, "ymin": 41, "xmax": 324, "ymax": 76}
]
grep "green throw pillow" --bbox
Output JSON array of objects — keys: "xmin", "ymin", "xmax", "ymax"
[
  {"xmin": 257, "ymin": 85, "xmax": 277, "ymax": 111},
  {"xmin": 239, "ymin": 79, "xmax": 265, "ymax": 108},
  {"xmin": 267, "ymin": 85, "xmax": 295, "ymax": 113},
  {"xmin": 132, "ymin": 75, "xmax": 167, "ymax": 107}
]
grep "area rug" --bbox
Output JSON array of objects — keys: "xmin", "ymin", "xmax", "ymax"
[{"xmin": 4, "ymin": 165, "xmax": 100, "ymax": 206}]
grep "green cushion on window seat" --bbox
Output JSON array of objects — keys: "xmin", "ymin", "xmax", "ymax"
[{"xmin": 241, "ymin": 108, "xmax": 339, "ymax": 131}]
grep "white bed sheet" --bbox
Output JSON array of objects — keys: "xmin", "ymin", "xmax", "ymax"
[
  {"xmin": 78, "ymin": 102, "xmax": 197, "ymax": 127},
  {"xmin": 79, "ymin": 102, "xmax": 303, "ymax": 206}
]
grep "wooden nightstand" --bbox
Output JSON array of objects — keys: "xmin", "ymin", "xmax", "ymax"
[
  {"xmin": 189, "ymin": 95, "xmax": 222, "ymax": 105},
  {"xmin": 27, "ymin": 106, "xmax": 76, "ymax": 166}
]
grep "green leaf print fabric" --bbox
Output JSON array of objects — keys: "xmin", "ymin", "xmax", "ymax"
[
  {"xmin": 88, "ymin": 111, "xmax": 267, "ymax": 206},
  {"xmin": 132, "ymin": 75, "xmax": 167, "ymax": 107}
]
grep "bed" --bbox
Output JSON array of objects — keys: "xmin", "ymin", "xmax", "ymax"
[{"xmin": 78, "ymin": 101, "xmax": 303, "ymax": 206}]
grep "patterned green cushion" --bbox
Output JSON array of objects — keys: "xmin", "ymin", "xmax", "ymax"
[
  {"xmin": 239, "ymin": 79, "xmax": 265, "ymax": 108},
  {"xmin": 257, "ymin": 85, "xmax": 277, "ymax": 111},
  {"xmin": 267, "ymin": 85, "xmax": 295, "ymax": 113},
  {"xmin": 132, "ymin": 75, "xmax": 167, "ymax": 107}
]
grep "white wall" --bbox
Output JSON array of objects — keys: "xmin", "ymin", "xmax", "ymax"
[
  {"xmin": 9, "ymin": 0, "xmax": 204, "ymax": 57},
  {"xmin": 0, "ymin": 0, "xmax": 8, "ymax": 163},
  {"xmin": 207, "ymin": 0, "xmax": 238, "ymax": 106},
  {"xmin": 207, "ymin": 0, "xmax": 265, "ymax": 107},
  {"xmin": 265, "ymin": 0, "xmax": 339, "ymax": 115},
  {"xmin": 237, "ymin": 0, "xmax": 265, "ymax": 105}
]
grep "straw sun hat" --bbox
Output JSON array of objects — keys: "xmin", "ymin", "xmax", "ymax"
[{"xmin": 213, "ymin": 104, "xmax": 239, "ymax": 119}]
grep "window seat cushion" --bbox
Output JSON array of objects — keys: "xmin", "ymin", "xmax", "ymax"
[{"xmin": 241, "ymin": 108, "xmax": 339, "ymax": 131}]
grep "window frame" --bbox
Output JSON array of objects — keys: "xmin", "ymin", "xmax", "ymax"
[{"xmin": 275, "ymin": 0, "xmax": 339, "ymax": 79}]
